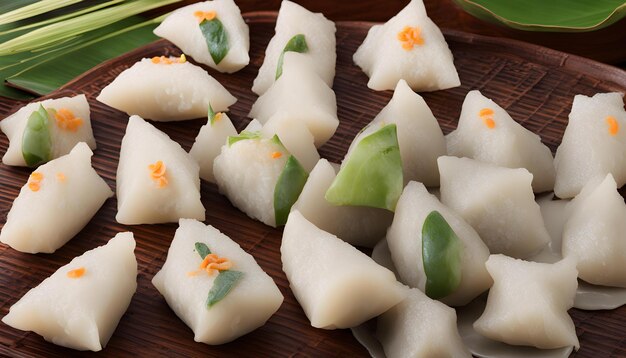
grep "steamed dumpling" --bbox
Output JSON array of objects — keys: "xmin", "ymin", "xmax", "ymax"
[
  {"xmin": 249, "ymin": 52, "xmax": 338, "ymax": 147},
  {"xmin": 0, "ymin": 143, "xmax": 112, "ymax": 253},
  {"xmin": 353, "ymin": 0, "xmax": 459, "ymax": 91},
  {"xmin": 97, "ymin": 56, "xmax": 236, "ymax": 121},
  {"xmin": 377, "ymin": 288, "xmax": 471, "ymax": 358},
  {"xmin": 562, "ymin": 174, "xmax": 626, "ymax": 288},
  {"xmin": 213, "ymin": 132, "xmax": 308, "ymax": 227},
  {"xmin": 447, "ymin": 90, "xmax": 555, "ymax": 192},
  {"xmin": 154, "ymin": 0, "xmax": 249, "ymax": 73},
  {"xmin": 189, "ymin": 109, "xmax": 237, "ymax": 183},
  {"xmin": 2, "ymin": 232, "xmax": 137, "ymax": 351},
  {"xmin": 260, "ymin": 115, "xmax": 320, "ymax": 172},
  {"xmin": 554, "ymin": 92, "xmax": 626, "ymax": 198},
  {"xmin": 251, "ymin": 0, "xmax": 336, "ymax": 95},
  {"xmin": 386, "ymin": 181, "xmax": 492, "ymax": 306},
  {"xmin": 439, "ymin": 156, "xmax": 550, "ymax": 259},
  {"xmin": 116, "ymin": 116, "xmax": 205, "ymax": 224},
  {"xmin": 152, "ymin": 219, "xmax": 283, "ymax": 345},
  {"xmin": 473, "ymin": 255, "xmax": 579, "ymax": 350},
  {"xmin": 368, "ymin": 79, "xmax": 446, "ymax": 186},
  {"xmin": 281, "ymin": 210, "xmax": 408, "ymax": 329},
  {"xmin": 0, "ymin": 95, "xmax": 96, "ymax": 167},
  {"xmin": 291, "ymin": 159, "xmax": 393, "ymax": 248}
]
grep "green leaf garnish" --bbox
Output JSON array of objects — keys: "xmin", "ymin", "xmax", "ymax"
[
  {"xmin": 22, "ymin": 104, "xmax": 52, "ymax": 167},
  {"xmin": 199, "ymin": 16, "xmax": 229, "ymax": 65},
  {"xmin": 227, "ymin": 130, "xmax": 262, "ymax": 146},
  {"xmin": 422, "ymin": 211, "xmax": 462, "ymax": 299},
  {"xmin": 325, "ymin": 124, "xmax": 403, "ymax": 212},
  {"xmin": 206, "ymin": 270, "xmax": 243, "ymax": 307},
  {"xmin": 274, "ymin": 155, "xmax": 309, "ymax": 226},
  {"xmin": 275, "ymin": 34, "xmax": 308, "ymax": 79},
  {"xmin": 195, "ymin": 242, "xmax": 211, "ymax": 259},
  {"xmin": 208, "ymin": 103, "xmax": 218, "ymax": 126}
]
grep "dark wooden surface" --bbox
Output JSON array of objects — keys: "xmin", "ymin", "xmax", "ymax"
[{"xmin": 1, "ymin": 11, "xmax": 626, "ymax": 358}]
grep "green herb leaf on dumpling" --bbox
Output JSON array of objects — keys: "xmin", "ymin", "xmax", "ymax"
[
  {"xmin": 275, "ymin": 34, "xmax": 308, "ymax": 79},
  {"xmin": 274, "ymin": 155, "xmax": 309, "ymax": 226},
  {"xmin": 227, "ymin": 130, "xmax": 262, "ymax": 147},
  {"xmin": 195, "ymin": 242, "xmax": 211, "ymax": 259},
  {"xmin": 422, "ymin": 210, "xmax": 462, "ymax": 299},
  {"xmin": 206, "ymin": 270, "xmax": 243, "ymax": 307},
  {"xmin": 22, "ymin": 104, "xmax": 52, "ymax": 167},
  {"xmin": 199, "ymin": 16, "xmax": 229, "ymax": 65}
]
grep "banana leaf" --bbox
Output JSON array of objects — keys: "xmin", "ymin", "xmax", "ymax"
[
  {"xmin": 453, "ymin": 0, "xmax": 626, "ymax": 32},
  {"xmin": 8, "ymin": 17, "xmax": 161, "ymax": 95}
]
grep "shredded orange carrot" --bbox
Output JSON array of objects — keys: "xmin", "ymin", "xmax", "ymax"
[
  {"xmin": 28, "ymin": 172, "xmax": 44, "ymax": 192},
  {"xmin": 479, "ymin": 108, "xmax": 496, "ymax": 129},
  {"xmin": 607, "ymin": 115, "xmax": 619, "ymax": 136},
  {"xmin": 195, "ymin": 253, "xmax": 232, "ymax": 275},
  {"xmin": 271, "ymin": 151, "xmax": 283, "ymax": 159},
  {"xmin": 151, "ymin": 56, "xmax": 175, "ymax": 65},
  {"xmin": 67, "ymin": 267, "xmax": 86, "ymax": 278},
  {"xmin": 148, "ymin": 161, "xmax": 168, "ymax": 188},
  {"xmin": 56, "ymin": 172, "xmax": 66, "ymax": 182},
  {"xmin": 213, "ymin": 112, "xmax": 223, "ymax": 122},
  {"xmin": 194, "ymin": 10, "xmax": 216, "ymax": 23},
  {"xmin": 54, "ymin": 108, "xmax": 83, "ymax": 132},
  {"xmin": 397, "ymin": 26, "xmax": 424, "ymax": 50}
]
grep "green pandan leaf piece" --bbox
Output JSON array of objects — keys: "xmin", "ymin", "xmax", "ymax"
[
  {"xmin": 274, "ymin": 155, "xmax": 309, "ymax": 226},
  {"xmin": 275, "ymin": 34, "xmax": 308, "ymax": 79},
  {"xmin": 422, "ymin": 211, "xmax": 463, "ymax": 299},
  {"xmin": 207, "ymin": 103, "xmax": 218, "ymax": 126},
  {"xmin": 199, "ymin": 16, "xmax": 229, "ymax": 65},
  {"xmin": 22, "ymin": 104, "xmax": 52, "ymax": 167},
  {"xmin": 195, "ymin": 242, "xmax": 211, "ymax": 259},
  {"xmin": 206, "ymin": 270, "xmax": 243, "ymax": 307},
  {"xmin": 227, "ymin": 130, "xmax": 262, "ymax": 147},
  {"xmin": 325, "ymin": 124, "xmax": 403, "ymax": 212}
]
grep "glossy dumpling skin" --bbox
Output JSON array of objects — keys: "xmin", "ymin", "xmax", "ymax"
[
  {"xmin": 0, "ymin": 143, "xmax": 112, "ymax": 253},
  {"xmin": 281, "ymin": 210, "xmax": 408, "ymax": 329},
  {"xmin": 189, "ymin": 112, "xmax": 237, "ymax": 183},
  {"xmin": 562, "ymin": 174, "xmax": 626, "ymax": 288},
  {"xmin": 97, "ymin": 57, "xmax": 236, "ymax": 121},
  {"xmin": 554, "ymin": 92, "xmax": 626, "ymax": 198},
  {"xmin": 377, "ymin": 288, "xmax": 471, "ymax": 358},
  {"xmin": 116, "ymin": 116, "xmax": 205, "ymax": 224},
  {"xmin": 447, "ymin": 90, "xmax": 555, "ymax": 192},
  {"xmin": 369, "ymin": 79, "xmax": 446, "ymax": 186},
  {"xmin": 154, "ymin": 0, "xmax": 249, "ymax": 73},
  {"xmin": 251, "ymin": 0, "xmax": 336, "ymax": 95},
  {"xmin": 473, "ymin": 255, "xmax": 579, "ymax": 350},
  {"xmin": 249, "ymin": 52, "xmax": 338, "ymax": 147},
  {"xmin": 291, "ymin": 159, "xmax": 393, "ymax": 248},
  {"xmin": 0, "ymin": 94, "xmax": 96, "ymax": 166},
  {"xmin": 387, "ymin": 181, "xmax": 492, "ymax": 306},
  {"xmin": 152, "ymin": 219, "xmax": 283, "ymax": 345},
  {"xmin": 353, "ymin": 0, "xmax": 459, "ymax": 91},
  {"xmin": 439, "ymin": 156, "xmax": 550, "ymax": 259},
  {"xmin": 2, "ymin": 232, "xmax": 137, "ymax": 351}
]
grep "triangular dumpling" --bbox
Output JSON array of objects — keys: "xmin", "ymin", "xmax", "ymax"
[
  {"xmin": 0, "ymin": 95, "xmax": 96, "ymax": 167},
  {"xmin": 154, "ymin": 0, "xmax": 249, "ymax": 73},
  {"xmin": 447, "ymin": 90, "xmax": 555, "ymax": 192},
  {"xmin": 281, "ymin": 210, "xmax": 408, "ymax": 329},
  {"xmin": 387, "ymin": 181, "xmax": 492, "ymax": 306},
  {"xmin": 370, "ymin": 79, "xmax": 446, "ymax": 186},
  {"xmin": 353, "ymin": 0, "xmax": 459, "ymax": 91},
  {"xmin": 251, "ymin": 0, "xmax": 336, "ymax": 95},
  {"xmin": 377, "ymin": 288, "xmax": 471, "ymax": 357},
  {"xmin": 260, "ymin": 115, "xmax": 320, "ymax": 172},
  {"xmin": 438, "ymin": 156, "xmax": 550, "ymax": 258},
  {"xmin": 116, "ymin": 116, "xmax": 205, "ymax": 224},
  {"xmin": 563, "ymin": 174, "xmax": 626, "ymax": 288},
  {"xmin": 97, "ymin": 56, "xmax": 236, "ymax": 121},
  {"xmin": 0, "ymin": 143, "xmax": 112, "ymax": 253},
  {"xmin": 189, "ymin": 109, "xmax": 238, "ymax": 183},
  {"xmin": 292, "ymin": 159, "xmax": 393, "ymax": 248},
  {"xmin": 2, "ymin": 232, "xmax": 137, "ymax": 351},
  {"xmin": 473, "ymin": 255, "xmax": 579, "ymax": 350},
  {"xmin": 554, "ymin": 92, "xmax": 626, "ymax": 198},
  {"xmin": 152, "ymin": 219, "xmax": 283, "ymax": 344},
  {"xmin": 249, "ymin": 52, "xmax": 338, "ymax": 147}
]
